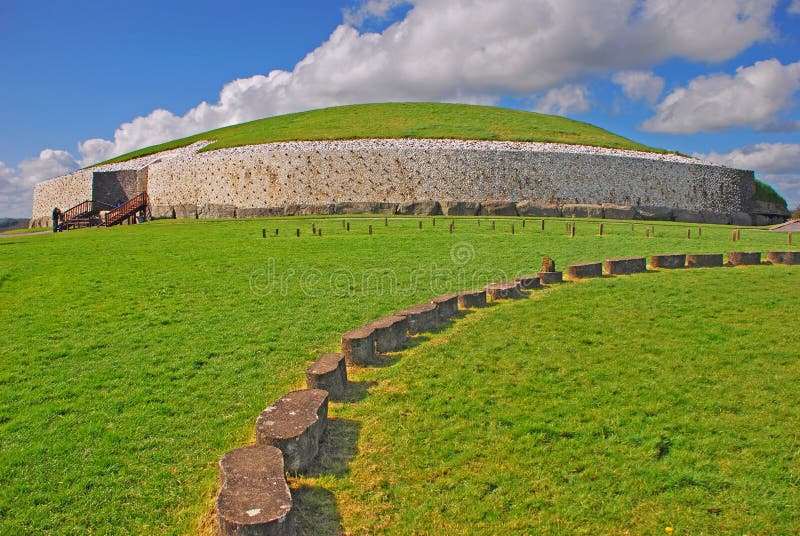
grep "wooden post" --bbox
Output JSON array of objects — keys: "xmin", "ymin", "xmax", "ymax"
[
  {"xmin": 296, "ymin": 228, "xmax": 300, "ymax": 237},
  {"xmin": 646, "ymin": 228, "xmax": 650, "ymax": 238},
  {"xmin": 384, "ymin": 217, "xmax": 388, "ymax": 227},
  {"xmin": 312, "ymin": 223, "xmax": 316, "ymax": 235},
  {"xmin": 492, "ymin": 221, "xmax": 496, "ymax": 230},
  {"xmin": 631, "ymin": 223, "xmax": 634, "ymax": 232},
  {"xmin": 541, "ymin": 219, "xmax": 545, "ymax": 230},
  {"xmin": 347, "ymin": 222, "xmax": 350, "ymax": 232},
  {"xmin": 522, "ymin": 219, "xmax": 526, "ymax": 228},
  {"xmin": 342, "ymin": 219, "xmax": 346, "ymax": 228},
  {"xmin": 418, "ymin": 220, "xmax": 422, "ymax": 229},
  {"xmin": 651, "ymin": 225, "xmax": 655, "ymax": 237},
  {"xmin": 275, "ymin": 228, "xmax": 279, "ymax": 236},
  {"xmin": 369, "ymin": 225, "xmax": 373, "ymax": 235},
  {"xmin": 698, "ymin": 226, "xmax": 702, "ymax": 237},
  {"xmin": 571, "ymin": 225, "xmax": 575, "ymax": 237},
  {"xmin": 789, "ymin": 232, "xmax": 792, "ymax": 246},
  {"xmin": 687, "ymin": 229, "xmax": 691, "ymax": 239},
  {"xmin": 732, "ymin": 230, "xmax": 737, "ymax": 241},
  {"xmin": 262, "ymin": 228, "xmax": 266, "ymax": 238},
  {"xmin": 433, "ymin": 218, "xmax": 436, "ymax": 227},
  {"xmin": 477, "ymin": 219, "xmax": 481, "ymax": 227},
  {"xmin": 511, "ymin": 224, "xmax": 515, "ymax": 235},
  {"xmin": 599, "ymin": 223, "xmax": 603, "ymax": 236}
]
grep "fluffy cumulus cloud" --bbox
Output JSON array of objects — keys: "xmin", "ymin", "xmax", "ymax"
[
  {"xmin": 4, "ymin": 0, "xmax": 782, "ymax": 215},
  {"xmin": 612, "ymin": 70, "xmax": 665, "ymax": 104},
  {"xmin": 0, "ymin": 150, "xmax": 79, "ymax": 217},
  {"xmin": 534, "ymin": 85, "xmax": 591, "ymax": 115},
  {"xmin": 696, "ymin": 143, "xmax": 800, "ymax": 209},
  {"xmin": 72, "ymin": 0, "xmax": 778, "ymax": 165},
  {"xmin": 642, "ymin": 59, "xmax": 800, "ymax": 133}
]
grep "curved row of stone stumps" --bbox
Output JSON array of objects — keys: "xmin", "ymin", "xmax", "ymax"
[{"xmin": 215, "ymin": 249, "xmax": 800, "ymax": 535}]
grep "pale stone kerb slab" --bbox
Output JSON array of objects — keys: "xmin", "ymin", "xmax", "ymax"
[
  {"xmin": 174, "ymin": 204, "xmax": 197, "ymax": 219},
  {"xmin": 306, "ymin": 354, "xmax": 348, "ymax": 401},
  {"xmin": 562, "ymin": 204, "xmax": 603, "ymax": 219},
  {"xmin": 396, "ymin": 200, "xmax": 442, "ymax": 215},
  {"xmin": 566, "ymin": 262, "xmax": 603, "ymax": 280},
  {"xmin": 637, "ymin": 206, "xmax": 673, "ymax": 221},
  {"xmin": 603, "ymin": 257, "xmax": 646, "ymax": 275},
  {"xmin": 457, "ymin": 290, "xmax": 487, "ymax": 308},
  {"xmin": 686, "ymin": 253, "xmax": 724, "ymax": 268},
  {"xmin": 430, "ymin": 294, "xmax": 459, "ymax": 322},
  {"xmin": 238, "ymin": 207, "xmax": 285, "ymax": 218},
  {"xmin": 649, "ymin": 254, "xmax": 686, "ymax": 269},
  {"xmin": 198, "ymin": 203, "xmax": 236, "ymax": 219},
  {"xmin": 217, "ymin": 445, "xmax": 294, "ymax": 536},
  {"xmin": 479, "ymin": 201, "xmax": 518, "ymax": 216},
  {"xmin": 516, "ymin": 201, "xmax": 561, "ymax": 217},
  {"xmin": 341, "ymin": 326, "xmax": 377, "ymax": 366},
  {"xmin": 727, "ymin": 251, "xmax": 761, "ymax": 266},
  {"xmin": 395, "ymin": 303, "xmax": 440, "ymax": 334},
  {"xmin": 255, "ymin": 389, "xmax": 329, "ymax": 473},
  {"xmin": 368, "ymin": 315, "xmax": 409, "ymax": 353},
  {"xmin": 150, "ymin": 205, "xmax": 175, "ymax": 220},
  {"xmin": 602, "ymin": 204, "xmax": 637, "ymax": 220},
  {"xmin": 441, "ymin": 201, "xmax": 481, "ymax": 216},
  {"xmin": 766, "ymin": 251, "xmax": 800, "ymax": 265},
  {"xmin": 485, "ymin": 281, "xmax": 525, "ymax": 300}
]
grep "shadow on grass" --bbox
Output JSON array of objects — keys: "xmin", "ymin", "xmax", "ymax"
[
  {"xmin": 291, "ymin": 484, "xmax": 343, "ymax": 536},
  {"xmin": 342, "ymin": 380, "xmax": 377, "ymax": 403}
]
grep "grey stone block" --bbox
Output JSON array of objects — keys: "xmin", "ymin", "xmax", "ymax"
[
  {"xmin": 396, "ymin": 200, "xmax": 442, "ymax": 215},
  {"xmin": 485, "ymin": 281, "xmax": 525, "ymax": 300},
  {"xmin": 537, "ymin": 271, "xmax": 563, "ymax": 284},
  {"xmin": 602, "ymin": 204, "xmax": 637, "ymax": 220},
  {"xmin": 430, "ymin": 294, "xmax": 459, "ymax": 322},
  {"xmin": 604, "ymin": 257, "xmax": 646, "ymax": 275},
  {"xmin": 516, "ymin": 201, "xmax": 561, "ymax": 217},
  {"xmin": 480, "ymin": 201, "xmax": 518, "ymax": 216},
  {"xmin": 457, "ymin": 290, "xmax": 487, "ymax": 308},
  {"xmin": 255, "ymin": 389, "xmax": 329, "ymax": 473},
  {"xmin": 701, "ymin": 211, "xmax": 730, "ymax": 225},
  {"xmin": 335, "ymin": 202, "xmax": 397, "ymax": 214},
  {"xmin": 306, "ymin": 353, "xmax": 347, "ymax": 401},
  {"xmin": 150, "ymin": 205, "xmax": 175, "ymax": 220},
  {"xmin": 649, "ymin": 254, "xmax": 686, "ymax": 269},
  {"xmin": 636, "ymin": 206, "xmax": 673, "ymax": 221},
  {"xmin": 174, "ymin": 204, "xmax": 197, "ymax": 219},
  {"xmin": 766, "ymin": 251, "xmax": 800, "ymax": 265},
  {"xmin": 368, "ymin": 315, "xmax": 409, "ymax": 353},
  {"xmin": 566, "ymin": 262, "xmax": 603, "ymax": 279},
  {"xmin": 686, "ymin": 253, "xmax": 723, "ymax": 268},
  {"xmin": 395, "ymin": 303, "xmax": 440, "ymax": 334},
  {"xmin": 730, "ymin": 212, "xmax": 752, "ymax": 226},
  {"xmin": 727, "ymin": 251, "xmax": 761, "ymax": 266},
  {"xmin": 562, "ymin": 204, "xmax": 603, "ymax": 219},
  {"xmin": 515, "ymin": 275, "xmax": 542, "ymax": 290},
  {"xmin": 238, "ymin": 207, "xmax": 285, "ymax": 218},
  {"xmin": 441, "ymin": 201, "xmax": 481, "ymax": 216},
  {"xmin": 341, "ymin": 326, "xmax": 377, "ymax": 366},
  {"xmin": 673, "ymin": 209, "xmax": 704, "ymax": 223},
  {"xmin": 198, "ymin": 203, "xmax": 236, "ymax": 219},
  {"xmin": 217, "ymin": 445, "xmax": 293, "ymax": 536},
  {"xmin": 284, "ymin": 204, "xmax": 335, "ymax": 216}
]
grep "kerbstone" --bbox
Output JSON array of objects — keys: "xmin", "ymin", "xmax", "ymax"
[
  {"xmin": 255, "ymin": 389, "xmax": 329, "ymax": 473},
  {"xmin": 341, "ymin": 326, "xmax": 377, "ymax": 366},
  {"xmin": 649, "ymin": 254, "xmax": 686, "ymax": 269},
  {"xmin": 727, "ymin": 251, "xmax": 761, "ymax": 266},
  {"xmin": 150, "ymin": 205, "xmax": 175, "ymax": 219},
  {"xmin": 174, "ymin": 204, "xmax": 198, "ymax": 219},
  {"xmin": 430, "ymin": 294, "xmax": 459, "ymax": 322},
  {"xmin": 566, "ymin": 262, "xmax": 603, "ymax": 279},
  {"xmin": 766, "ymin": 251, "xmax": 800, "ymax": 265},
  {"xmin": 562, "ymin": 204, "xmax": 603, "ymax": 219},
  {"xmin": 516, "ymin": 201, "xmax": 561, "ymax": 217},
  {"xmin": 604, "ymin": 257, "xmax": 646, "ymax": 275},
  {"xmin": 396, "ymin": 200, "xmax": 442, "ymax": 215},
  {"xmin": 395, "ymin": 303, "xmax": 440, "ymax": 334},
  {"xmin": 217, "ymin": 445, "xmax": 294, "ymax": 536},
  {"xmin": 485, "ymin": 281, "xmax": 525, "ymax": 300},
  {"xmin": 686, "ymin": 253, "xmax": 723, "ymax": 268},
  {"xmin": 480, "ymin": 201, "xmax": 518, "ymax": 216},
  {"xmin": 306, "ymin": 354, "xmax": 347, "ymax": 401},
  {"xmin": 457, "ymin": 290, "xmax": 487, "ymax": 308},
  {"xmin": 198, "ymin": 203, "xmax": 236, "ymax": 219},
  {"xmin": 441, "ymin": 201, "xmax": 481, "ymax": 216},
  {"xmin": 368, "ymin": 315, "xmax": 409, "ymax": 353}
]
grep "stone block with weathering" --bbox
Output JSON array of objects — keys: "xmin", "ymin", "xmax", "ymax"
[
  {"xmin": 457, "ymin": 290, "xmax": 487, "ymax": 308},
  {"xmin": 649, "ymin": 254, "xmax": 686, "ymax": 269},
  {"xmin": 341, "ymin": 326, "xmax": 377, "ymax": 366},
  {"xmin": 217, "ymin": 445, "xmax": 294, "ymax": 536},
  {"xmin": 430, "ymin": 294, "xmax": 459, "ymax": 322},
  {"xmin": 727, "ymin": 251, "xmax": 761, "ymax": 266},
  {"xmin": 255, "ymin": 389, "xmax": 329, "ymax": 473},
  {"xmin": 566, "ymin": 262, "xmax": 603, "ymax": 280},
  {"xmin": 766, "ymin": 251, "xmax": 800, "ymax": 265},
  {"xmin": 306, "ymin": 354, "xmax": 348, "ymax": 401},
  {"xmin": 686, "ymin": 253, "xmax": 723, "ymax": 268},
  {"xmin": 603, "ymin": 257, "xmax": 646, "ymax": 275},
  {"xmin": 395, "ymin": 303, "xmax": 440, "ymax": 334},
  {"xmin": 368, "ymin": 315, "xmax": 409, "ymax": 353},
  {"xmin": 485, "ymin": 281, "xmax": 525, "ymax": 300}
]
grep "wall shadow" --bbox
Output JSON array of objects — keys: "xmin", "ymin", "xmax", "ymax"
[
  {"xmin": 309, "ymin": 418, "xmax": 361, "ymax": 478},
  {"xmin": 291, "ymin": 484, "xmax": 343, "ymax": 536},
  {"xmin": 342, "ymin": 380, "xmax": 377, "ymax": 403}
]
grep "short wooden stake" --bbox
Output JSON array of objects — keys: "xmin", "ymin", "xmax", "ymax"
[
  {"xmin": 571, "ymin": 225, "xmax": 575, "ymax": 237},
  {"xmin": 646, "ymin": 229, "xmax": 650, "ymax": 238},
  {"xmin": 384, "ymin": 217, "xmax": 388, "ymax": 227},
  {"xmin": 369, "ymin": 225, "xmax": 373, "ymax": 235},
  {"xmin": 511, "ymin": 224, "xmax": 515, "ymax": 235},
  {"xmin": 433, "ymin": 218, "xmax": 436, "ymax": 227},
  {"xmin": 599, "ymin": 223, "xmax": 603, "ymax": 236},
  {"xmin": 789, "ymin": 232, "xmax": 792, "ymax": 246},
  {"xmin": 630, "ymin": 223, "xmax": 634, "ymax": 232},
  {"xmin": 418, "ymin": 220, "xmax": 422, "ymax": 229},
  {"xmin": 492, "ymin": 221, "xmax": 496, "ymax": 230},
  {"xmin": 449, "ymin": 223, "xmax": 454, "ymax": 234},
  {"xmin": 318, "ymin": 228, "xmax": 323, "ymax": 237},
  {"xmin": 275, "ymin": 228, "xmax": 279, "ymax": 236},
  {"xmin": 342, "ymin": 219, "xmax": 346, "ymax": 228},
  {"xmin": 687, "ymin": 229, "xmax": 691, "ymax": 239},
  {"xmin": 262, "ymin": 228, "xmax": 266, "ymax": 238},
  {"xmin": 296, "ymin": 228, "xmax": 300, "ymax": 237},
  {"xmin": 541, "ymin": 219, "xmax": 545, "ymax": 230},
  {"xmin": 651, "ymin": 226, "xmax": 655, "ymax": 237},
  {"xmin": 698, "ymin": 226, "xmax": 702, "ymax": 237},
  {"xmin": 312, "ymin": 223, "xmax": 316, "ymax": 235},
  {"xmin": 347, "ymin": 222, "xmax": 350, "ymax": 232},
  {"xmin": 732, "ymin": 230, "xmax": 737, "ymax": 241}
]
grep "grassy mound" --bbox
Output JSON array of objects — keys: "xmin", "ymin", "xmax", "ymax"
[
  {"xmin": 95, "ymin": 102, "xmax": 667, "ymax": 166},
  {"xmin": 1, "ymin": 217, "xmax": 796, "ymax": 534}
]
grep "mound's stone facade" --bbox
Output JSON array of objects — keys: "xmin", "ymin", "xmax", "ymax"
[{"xmin": 32, "ymin": 139, "xmax": 778, "ymax": 226}]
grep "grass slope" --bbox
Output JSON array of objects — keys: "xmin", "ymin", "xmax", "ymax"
[
  {"xmin": 96, "ymin": 102, "xmax": 666, "ymax": 166},
  {"xmin": 0, "ymin": 217, "xmax": 796, "ymax": 534}
]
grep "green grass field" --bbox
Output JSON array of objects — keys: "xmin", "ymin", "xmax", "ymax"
[
  {"xmin": 95, "ymin": 102, "xmax": 666, "ymax": 166},
  {"xmin": 0, "ymin": 217, "xmax": 796, "ymax": 534}
]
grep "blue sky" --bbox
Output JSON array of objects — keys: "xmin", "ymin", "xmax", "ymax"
[{"xmin": 1, "ymin": 0, "xmax": 799, "ymax": 217}]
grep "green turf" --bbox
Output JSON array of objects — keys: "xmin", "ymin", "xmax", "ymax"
[
  {"xmin": 94, "ymin": 102, "xmax": 668, "ymax": 166},
  {"xmin": 315, "ymin": 266, "xmax": 800, "ymax": 534},
  {"xmin": 0, "ymin": 217, "xmax": 796, "ymax": 534}
]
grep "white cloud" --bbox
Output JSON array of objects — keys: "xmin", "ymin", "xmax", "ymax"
[
  {"xmin": 0, "ymin": 150, "xmax": 79, "ymax": 217},
  {"xmin": 695, "ymin": 142, "xmax": 800, "ymax": 208},
  {"xmin": 534, "ymin": 85, "xmax": 591, "ymax": 115},
  {"xmin": 612, "ymin": 70, "xmax": 665, "ymax": 104},
  {"xmin": 789, "ymin": 0, "xmax": 800, "ymax": 14},
  {"xmin": 72, "ymin": 0, "xmax": 778, "ymax": 165},
  {"xmin": 641, "ymin": 59, "xmax": 800, "ymax": 133}
]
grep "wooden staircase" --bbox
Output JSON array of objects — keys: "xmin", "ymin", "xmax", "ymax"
[
  {"xmin": 101, "ymin": 192, "xmax": 150, "ymax": 227},
  {"xmin": 62, "ymin": 200, "xmax": 111, "ymax": 230}
]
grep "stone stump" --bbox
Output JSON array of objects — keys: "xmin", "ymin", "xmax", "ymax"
[
  {"xmin": 727, "ymin": 251, "xmax": 761, "ymax": 266},
  {"xmin": 368, "ymin": 315, "xmax": 409, "ymax": 353},
  {"xmin": 341, "ymin": 326, "xmax": 377, "ymax": 366},
  {"xmin": 537, "ymin": 271, "xmax": 563, "ymax": 284},
  {"xmin": 485, "ymin": 281, "xmax": 525, "ymax": 300},
  {"xmin": 649, "ymin": 254, "xmax": 686, "ymax": 269},
  {"xmin": 515, "ymin": 275, "xmax": 542, "ymax": 290},
  {"xmin": 566, "ymin": 262, "xmax": 603, "ymax": 279},
  {"xmin": 766, "ymin": 251, "xmax": 800, "ymax": 265},
  {"xmin": 395, "ymin": 303, "xmax": 440, "ymax": 334},
  {"xmin": 686, "ymin": 253, "xmax": 723, "ymax": 268},
  {"xmin": 306, "ymin": 354, "xmax": 347, "ymax": 401},
  {"xmin": 603, "ymin": 257, "xmax": 646, "ymax": 275},
  {"xmin": 430, "ymin": 294, "xmax": 459, "ymax": 322},
  {"xmin": 255, "ymin": 389, "xmax": 329, "ymax": 473},
  {"xmin": 217, "ymin": 445, "xmax": 294, "ymax": 536},
  {"xmin": 457, "ymin": 290, "xmax": 487, "ymax": 308}
]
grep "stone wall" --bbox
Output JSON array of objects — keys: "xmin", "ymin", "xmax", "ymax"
[
  {"xmin": 92, "ymin": 169, "xmax": 148, "ymax": 206},
  {"xmin": 32, "ymin": 139, "xmax": 757, "ymax": 222}
]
